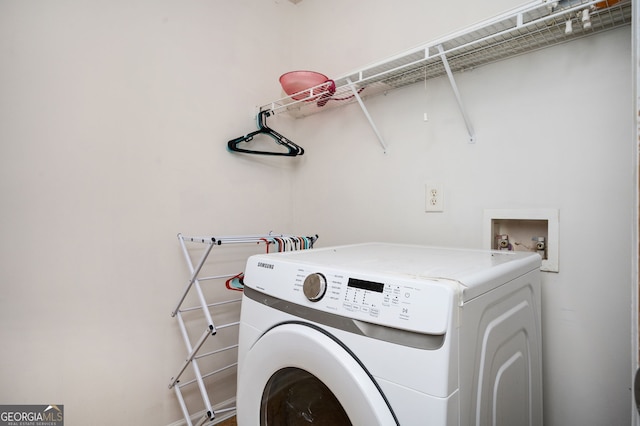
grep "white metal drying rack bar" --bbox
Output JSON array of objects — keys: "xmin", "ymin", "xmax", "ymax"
[
  {"xmin": 169, "ymin": 232, "xmax": 318, "ymax": 426},
  {"xmin": 259, "ymin": 0, "xmax": 631, "ymax": 149}
]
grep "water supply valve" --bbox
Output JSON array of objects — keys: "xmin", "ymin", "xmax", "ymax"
[
  {"xmin": 497, "ymin": 234, "xmax": 512, "ymax": 251},
  {"xmin": 533, "ymin": 236, "xmax": 546, "ymax": 259}
]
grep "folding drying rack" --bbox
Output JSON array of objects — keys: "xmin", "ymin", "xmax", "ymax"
[{"xmin": 169, "ymin": 232, "xmax": 318, "ymax": 426}]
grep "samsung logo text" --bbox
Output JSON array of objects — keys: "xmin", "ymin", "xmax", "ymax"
[{"xmin": 257, "ymin": 262, "xmax": 274, "ymax": 270}]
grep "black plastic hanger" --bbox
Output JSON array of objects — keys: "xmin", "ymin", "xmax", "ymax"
[{"xmin": 227, "ymin": 110, "xmax": 304, "ymax": 156}]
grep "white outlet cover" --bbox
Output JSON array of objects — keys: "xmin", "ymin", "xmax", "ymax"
[{"xmin": 425, "ymin": 183, "xmax": 444, "ymax": 212}]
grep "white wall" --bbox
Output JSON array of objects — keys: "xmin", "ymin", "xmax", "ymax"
[
  {"xmin": 0, "ymin": 1, "xmax": 300, "ymax": 424},
  {"xmin": 290, "ymin": 11, "xmax": 634, "ymax": 426},
  {"xmin": 0, "ymin": 0, "xmax": 634, "ymax": 425}
]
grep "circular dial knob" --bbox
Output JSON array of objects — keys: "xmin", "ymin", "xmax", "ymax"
[{"xmin": 303, "ymin": 273, "xmax": 327, "ymax": 302}]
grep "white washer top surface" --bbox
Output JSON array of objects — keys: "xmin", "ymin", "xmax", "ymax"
[{"xmin": 253, "ymin": 242, "xmax": 540, "ymax": 302}]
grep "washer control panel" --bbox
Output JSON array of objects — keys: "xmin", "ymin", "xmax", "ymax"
[
  {"xmin": 245, "ymin": 255, "xmax": 455, "ymax": 335},
  {"xmin": 294, "ymin": 268, "xmax": 452, "ymax": 335}
]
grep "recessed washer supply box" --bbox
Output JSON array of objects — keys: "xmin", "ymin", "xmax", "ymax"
[{"xmin": 484, "ymin": 208, "xmax": 559, "ymax": 272}]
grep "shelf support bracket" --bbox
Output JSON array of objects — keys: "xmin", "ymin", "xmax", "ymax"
[
  {"xmin": 437, "ymin": 45, "xmax": 476, "ymax": 143},
  {"xmin": 346, "ymin": 78, "xmax": 388, "ymax": 153}
]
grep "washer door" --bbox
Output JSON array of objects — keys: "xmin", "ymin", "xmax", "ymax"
[{"xmin": 237, "ymin": 322, "xmax": 398, "ymax": 426}]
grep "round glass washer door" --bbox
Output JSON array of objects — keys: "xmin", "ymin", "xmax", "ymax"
[
  {"xmin": 262, "ymin": 367, "xmax": 350, "ymax": 425},
  {"xmin": 236, "ymin": 322, "xmax": 398, "ymax": 425}
]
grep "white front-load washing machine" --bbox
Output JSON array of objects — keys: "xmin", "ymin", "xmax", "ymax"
[{"xmin": 236, "ymin": 243, "xmax": 542, "ymax": 426}]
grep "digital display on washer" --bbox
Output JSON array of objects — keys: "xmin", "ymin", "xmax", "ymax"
[{"xmin": 347, "ymin": 278, "xmax": 384, "ymax": 293}]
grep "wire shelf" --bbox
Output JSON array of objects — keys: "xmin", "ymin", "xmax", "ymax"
[{"xmin": 260, "ymin": 0, "xmax": 631, "ymax": 118}]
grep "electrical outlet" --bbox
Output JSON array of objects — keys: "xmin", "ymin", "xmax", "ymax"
[{"xmin": 425, "ymin": 183, "xmax": 444, "ymax": 212}]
